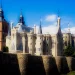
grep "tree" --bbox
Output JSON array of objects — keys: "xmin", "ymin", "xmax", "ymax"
[
  {"xmin": 3, "ymin": 46, "xmax": 9, "ymax": 52},
  {"xmin": 64, "ymin": 45, "xmax": 74, "ymax": 56}
]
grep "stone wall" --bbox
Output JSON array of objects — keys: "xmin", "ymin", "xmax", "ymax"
[{"xmin": 0, "ymin": 52, "xmax": 75, "ymax": 75}]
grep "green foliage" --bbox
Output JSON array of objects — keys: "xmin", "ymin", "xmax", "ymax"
[
  {"xmin": 72, "ymin": 51, "xmax": 75, "ymax": 57},
  {"xmin": 61, "ymin": 71, "xmax": 75, "ymax": 75},
  {"xmin": 67, "ymin": 71, "xmax": 75, "ymax": 75},
  {"xmin": 64, "ymin": 45, "xmax": 74, "ymax": 56},
  {"xmin": 3, "ymin": 46, "xmax": 9, "ymax": 52}
]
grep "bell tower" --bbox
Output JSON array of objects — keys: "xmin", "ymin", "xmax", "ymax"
[{"xmin": 0, "ymin": 4, "xmax": 8, "ymax": 51}]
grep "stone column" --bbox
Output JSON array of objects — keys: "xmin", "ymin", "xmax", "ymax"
[
  {"xmin": 27, "ymin": 33, "xmax": 34, "ymax": 55},
  {"xmin": 35, "ymin": 34, "xmax": 43, "ymax": 55},
  {"xmin": 22, "ymin": 32, "xmax": 26, "ymax": 53}
]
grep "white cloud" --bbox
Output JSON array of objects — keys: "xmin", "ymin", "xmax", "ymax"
[
  {"xmin": 42, "ymin": 25, "xmax": 57, "ymax": 34},
  {"xmin": 45, "ymin": 14, "xmax": 57, "ymax": 22},
  {"xmin": 35, "ymin": 14, "xmax": 75, "ymax": 35},
  {"xmin": 36, "ymin": 24, "xmax": 75, "ymax": 35},
  {"xmin": 62, "ymin": 27, "xmax": 75, "ymax": 34},
  {"xmin": 35, "ymin": 22, "xmax": 57, "ymax": 34}
]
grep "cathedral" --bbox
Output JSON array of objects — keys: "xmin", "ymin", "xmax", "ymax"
[
  {"xmin": 0, "ymin": 6, "xmax": 75, "ymax": 57},
  {"xmin": 0, "ymin": 6, "xmax": 8, "ymax": 51},
  {"xmin": 6, "ymin": 12, "xmax": 64, "ymax": 57},
  {"xmin": 5, "ymin": 12, "xmax": 70, "ymax": 57}
]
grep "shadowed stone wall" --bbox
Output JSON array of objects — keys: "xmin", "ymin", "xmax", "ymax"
[{"xmin": 0, "ymin": 52, "xmax": 75, "ymax": 75}]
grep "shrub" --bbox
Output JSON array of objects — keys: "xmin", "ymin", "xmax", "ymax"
[
  {"xmin": 64, "ymin": 45, "xmax": 74, "ymax": 56},
  {"xmin": 72, "ymin": 52, "xmax": 75, "ymax": 57},
  {"xmin": 3, "ymin": 46, "xmax": 9, "ymax": 52},
  {"xmin": 67, "ymin": 71, "xmax": 75, "ymax": 75}
]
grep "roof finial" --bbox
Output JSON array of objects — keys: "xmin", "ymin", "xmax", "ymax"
[{"xmin": 18, "ymin": 9, "xmax": 25, "ymax": 25}]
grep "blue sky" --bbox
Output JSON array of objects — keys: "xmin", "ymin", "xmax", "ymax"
[{"xmin": 1, "ymin": 0, "xmax": 75, "ymax": 34}]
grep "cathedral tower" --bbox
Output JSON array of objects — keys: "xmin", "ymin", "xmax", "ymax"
[
  {"xmin": 55, "ymin": 16, "xmax": 63, "ymax": 56},
  {"xmin": 35, "ymin": 19, "xmax": 43, "ymax": 55},
  {"xmin": 27, "ymin": 30, "xmax": 35, "ymax": 55},
  {"xmin": 0, "ymin": 5, "xmax": 8, "ymax": 51},
  {"xmin": 18, "ymin": 11, "xmax": 25, "ymax": 25}
]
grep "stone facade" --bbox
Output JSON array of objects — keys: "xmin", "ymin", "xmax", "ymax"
[{"xmin": 6, "ymin": 13, "xmax": 75, "ymax": 57}]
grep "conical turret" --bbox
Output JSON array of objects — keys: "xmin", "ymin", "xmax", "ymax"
[
  {"xmin": 54, "ymin": 16, "xmax": 63, "ymax": 56},
  {"xmin": 57, "ymin": 16, "xmax": 61, "ymax": 34},
  {"xmin": 18, "ymin": 10, "xmax": 25, "ymax": 25},
  {"xmin": 38, "ymin": 18, "xmax": 42, "ymax": 34},
  {"xmin": 0, "ymin": 3, "xmax": 4, "ymax": 21}
]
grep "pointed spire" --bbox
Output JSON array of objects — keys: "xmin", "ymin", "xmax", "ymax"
[
  {"xmin": 0, "ymin": 0, "xmax": 2, "ymax": 12},
  {"xmin": 57, "ymin": 17, "xmax": 61, "ymax": 28},
  {"xmin": 38, "ymin": 17, "xmax": 42, "ymax": 34},
  {"xmin": 57, "ymin": 10, "xmax": 60, "ymax": 27},
  {"xmin": 18, "ymin": 9, "xmax": 25, "ymax": 25},
  {"xmin": 57, "ymin": 14, "xmax": 61, "ymax": 34},
  {"xmin": 0, "ymin": 0, "xmax": 4, "ymax": 21}
]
